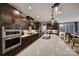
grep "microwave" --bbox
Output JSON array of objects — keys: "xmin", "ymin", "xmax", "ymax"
[{"xmin": 2, "ymin": 27, "xmax": 21, "ymax": 38}]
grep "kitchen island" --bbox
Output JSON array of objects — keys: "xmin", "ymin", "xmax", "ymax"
[{"xmin": 16, "ymin": 34, "xmax": 77, "ymax": 56}]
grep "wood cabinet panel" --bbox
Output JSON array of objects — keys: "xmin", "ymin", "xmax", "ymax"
[
  {"xmin": 1, "ymin": 4, "xmax": 13, "ymax": 26},
  {"xmin": 3, "ymin": 34, "xmax": 39, "ymax": 56},
  {"xmin": 0, "ymin": 3, "xmax": 22, "ymax": 26}
]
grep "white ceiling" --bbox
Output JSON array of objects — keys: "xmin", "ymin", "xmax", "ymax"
[{"xmin": 9, "ymin": 3, "xmax": 79, "ymax": 23}]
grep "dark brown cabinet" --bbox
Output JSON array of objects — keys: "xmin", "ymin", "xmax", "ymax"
[
  {"xmin": 0, "ymin": 3, "xmax": 22, "ymax": 26},
  {"xmin": 47, "ymin": 23, "xmax": 51, "ymax": 30},
  {"xmin": 3, "ymin": 34, "xmax": 39, "ymax": 56},
  {"xmin": 0, "ymin": 27, "xmax": 2, "ymax": 55},
  {"xmin": 26, "ymin": 16, "xmax": 41, "ymax": 30},
  {"xmin": 34, "ymin": 22, "xmax": 41, "ymax": 30},
  {"xmin": 47, "ymin": 22, "xmax": 59, "ymax": 30},
  {"xmin": 47, "ymin": 21, "xmax": 59, "ymax": 35}
]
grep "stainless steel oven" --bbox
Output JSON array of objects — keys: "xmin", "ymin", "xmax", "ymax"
[
  {"xmin": 2, "ymin": 27, "xmax": 21, "ymax": 38},
  {"xmin": 2, "ymin": 26, "xmax": 21, "ymax": 54}
]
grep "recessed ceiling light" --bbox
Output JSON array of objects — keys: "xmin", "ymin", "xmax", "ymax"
[
  {"xmin": 28, "ymin": 6, "xmax": 32, "ymax": 10},
  {"xmin": 36, "ymin": 16, "xmax": 40, "ymax": 18}
]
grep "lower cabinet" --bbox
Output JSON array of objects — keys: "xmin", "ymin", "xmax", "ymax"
[{"xmin": 2, "ymin": 34, "xmax": 39, "ymax": 56}]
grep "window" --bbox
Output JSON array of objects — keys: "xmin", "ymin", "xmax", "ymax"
[{"xmin": 59, "ymin": 22, "xmax": 75, "ymax": 34}]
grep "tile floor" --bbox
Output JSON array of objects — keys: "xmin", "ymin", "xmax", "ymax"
[{"xmin": 16, "ymin": 34, "xmax": 77, "ymax": 56}]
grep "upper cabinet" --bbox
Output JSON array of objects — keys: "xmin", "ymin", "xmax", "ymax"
[
  {"xmin": 0, "ymin": 3, "xmax": 40, "ymax": 30},
  {"xmin": 0, "ymin": 4, "xmax": 13, "ymax": 26},
  {"xmin": 34, "ymin": 22, "xmax": 41, "ymax": 30},
  {"xmin": 0, "ymin": 3, "xmax": 22, "ymax": 26},
  {"xmin": 47, "ymin": 23, "xmax": 51, "ymax": 30},
  {"xmin": 47, "ymin": 22, "xmax": 59, "ymax": 30}
]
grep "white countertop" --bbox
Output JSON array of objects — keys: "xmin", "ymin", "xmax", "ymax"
[
  {"xmin": 21, "ymin": 30, "xmax": 38, "ymax": 38},
  {"xmin": 21, "ymin": 33, "xmax": 38, "ymax": 38},
  {"xmin": 16, "ymin": 34, "xmax": 77, "ymax": 56}
]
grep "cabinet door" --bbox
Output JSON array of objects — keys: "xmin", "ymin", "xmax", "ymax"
[
  {"xmin": 12, "ymin": 8, "xmax": 22, "ymax": 26},
  {"xmin": 1, "ymin": 4, "xmax": 13, "ymax": 26}
]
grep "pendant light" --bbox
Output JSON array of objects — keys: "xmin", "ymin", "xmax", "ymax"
[{"xmin": 51, "ymin": 3, "xmax": 60, "ymax": 25}]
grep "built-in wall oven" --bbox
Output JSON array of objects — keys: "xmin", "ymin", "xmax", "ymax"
[{"xmin": 2, "ymin": 26, "xmax": 21, "ymax": 54}]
